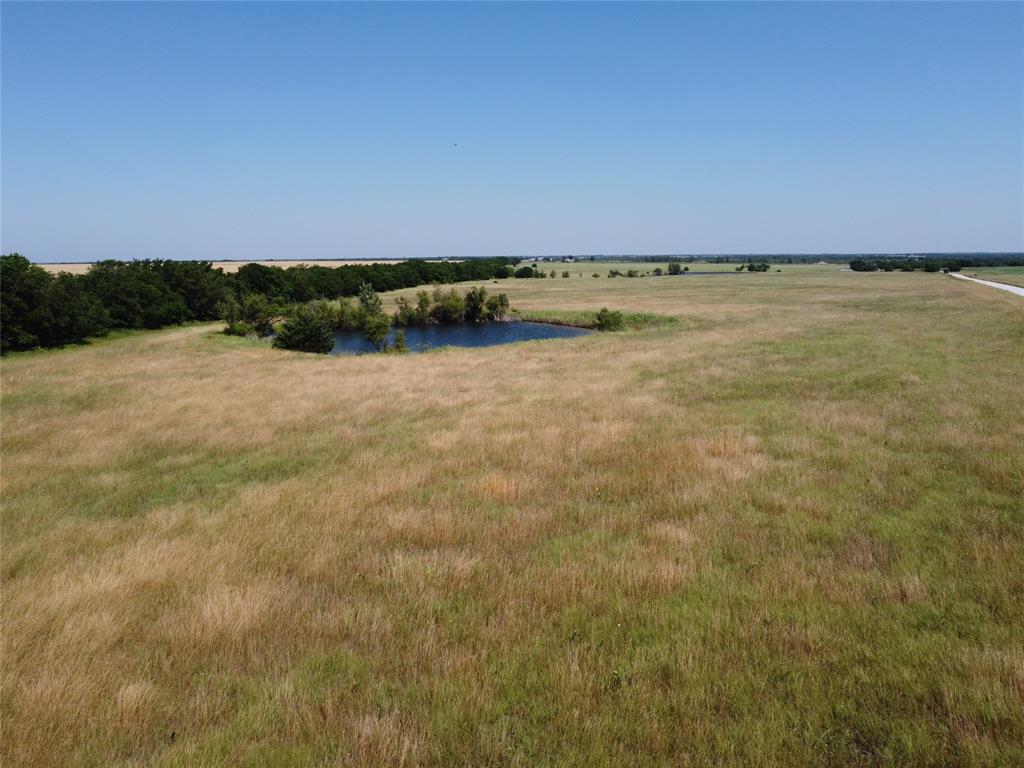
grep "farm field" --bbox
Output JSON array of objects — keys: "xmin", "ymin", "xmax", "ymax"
[{"xmin": 2, "ymin": 267, "xmax": 1023, "ymax": 766}]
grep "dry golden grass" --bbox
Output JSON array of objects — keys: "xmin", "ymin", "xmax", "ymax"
[{"xmin": 2, "ymin": 267, "xmax": 1023, "ymax": 766}]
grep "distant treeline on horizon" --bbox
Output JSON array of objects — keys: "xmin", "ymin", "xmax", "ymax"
[
  {"xmin": 31, "ymin": 252, "xmax": 1024, "ymax": 267},
  {"xmin": 0, "ymin": 254, "xmax": 519, "ymax": 354}
]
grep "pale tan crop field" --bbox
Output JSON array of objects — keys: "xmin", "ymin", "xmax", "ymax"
[{"xmin": 2, "ymin": 267, "xmax": 1023, "ymax": 766}]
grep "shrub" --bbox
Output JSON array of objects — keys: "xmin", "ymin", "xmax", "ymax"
[
  {"xmin": 362, "ymin": 312, "xmax": 392, "ymax": 352},
  {"xmin": 219, "ymin": 293, "xmax": 278, "ymax": 335},
  {"xmin": 595, "ymin": 308, "xmax": 624, "ymax": 331},
  {"xmin": 430, "ymin": 287, "xmax": 466, "ymax": 323},
  {"xmin": 357, "ymin": 282, "xmax": 383, "ymax": 317},
  {"xmin": 653, "ymin": 267, "xmax": 663, "ymax": 276},
  {"xmin": 514, "ymin": 266, "xmax": 535, "ymax": 278},
  {"xmin": 464, "ymin": 286, "xmax": 488, "ymax": 322},
  {"xmin": 393, "ymin": 296, "xmax": 418, "ymax": 326},
  {"xmin": 273, "ymin": 305, "xmax": 334, "ymax": 353},
  {"xmin": 391, "ymin": 328, "xmax": 409, "ymax": 354},
  {"xmin": 485, "ymin": 293, "xmax": 511, "ymax": 320},
  {"xmin": 562, "ymin": 271, "xmax": 570, "ymax": 278},
  {"xmin": 667, "ymin": 263, "xmax": 682, "ymax": 275},
  {"xmin": 224, "ymin": 320, "xmax": 254, "ymax": 337}
]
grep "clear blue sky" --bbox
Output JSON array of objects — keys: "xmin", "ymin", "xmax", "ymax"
[{"xmin": 2, "ymin": 1, "xmax": 1021, "ymax": 261}]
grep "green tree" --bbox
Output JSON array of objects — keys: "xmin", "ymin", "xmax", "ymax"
[
  {"xmin": 358, "ymin": 282, "xmax": 383, "ymax": 317},
  {"xmin": 485, "ymin": 293, "xmax": 511, "ymax": 320},
  {"xmin": 430, "ymin": 287, "xmax": 465, "ymax": 323},
  {"xmin": 363, "ymin": 312, "xmax": 392, "ymax": 352},
  {"xmin": 667, "ymin": 262, "xmax": 682, "ymax": 275},
  {"xmin": 464, "ymin": 286, "xmax": 488, "ymax": 322},
  {"xmin": 273, "ymin": 304, "xmax": 334, "ymax": 353}
]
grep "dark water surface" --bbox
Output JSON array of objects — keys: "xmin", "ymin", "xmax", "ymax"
[{"xmin": 330, "ymin": 321, "xmax": 591, "ymax": 355}]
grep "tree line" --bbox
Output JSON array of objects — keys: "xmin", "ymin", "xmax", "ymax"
[
  {"xmin": 270, "ymin": 284, "xmax": 516, "ymax": 354},
  {"xmin": 848, "ymin": 256, "xmax": 1024, "ymax": 273},
  {"xmin": 0, "ymin": 254, "xmax": 518, "ymax": 353}
]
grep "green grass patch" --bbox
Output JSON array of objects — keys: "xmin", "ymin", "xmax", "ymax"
[{"xmin": 517, "ymin": 308, "xmax": 678, "ymax": 331}]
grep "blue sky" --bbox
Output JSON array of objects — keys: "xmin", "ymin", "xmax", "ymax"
[{"xmin": 2, "ymin": 2, "xmax": 1021, "ymax": 261}]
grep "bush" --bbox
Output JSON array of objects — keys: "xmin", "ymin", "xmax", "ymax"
[
  {"xmin": 464, "ymin": 286, "xmax": 488, "ymax": 322},
  {"xmin": 595, "ymin": 308, "xmax": 624, "ymax": 331},
  {"xmin": 514, "ymin": 266, "xmax": 536, "ymax": 278},
  {"xmin": 273, "ymin": 305, "xmax": 334, "ymax": 353},
  {"xmin": 653, "ymin": 267, "xmax": 664, "ymax": 276},
  {"xmin": 357, "ymin": 282, "xmax": 383, "ymax": 318},
  {"xmin": 393, "ymin": 296, "xmax": 418, "ymax": 326},
  {"xmin": 667, "ymin": 262, "xmax": 682, "ymax": 275},
  {"xmin": 362, "ymin": 312, "xmax": 392, "ymax": 352},
  {"xmin": 562, "ymin": 271, "xmax": 570, "ymax": 278},
  {"xmin": 224, "ymin": 320, "xmax": 255, "ymax": 337},
  {"xmin": 485, "ymin": 293, "xmax": 511, "ymax": 320},
  {"xmin": 429, "ymin": 287, "xmax": 465, "ymax": 323},
  {"xmin": 218, "ymin": 292, "xmax": 279, "ymax": 335}
]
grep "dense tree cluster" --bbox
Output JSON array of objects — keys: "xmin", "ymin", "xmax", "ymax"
[
  {"xmin": 849, "ymin": 257, "xmax": 1024, "ymax": 273},
  {"xmin": 272, "ymin": 284, "xmax": 515, "ymax": 355},
  {"xmin": 393, "ymin": 286, "xmax": 511, "ymax": 327},
  {"xmin": 0, "ymin": 255, "xmax": 517, "ymax": 353}
]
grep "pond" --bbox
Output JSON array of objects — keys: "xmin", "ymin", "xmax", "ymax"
[{"xmin": 330, "ymin": 321, "xmax": 591, "ymax": 354}]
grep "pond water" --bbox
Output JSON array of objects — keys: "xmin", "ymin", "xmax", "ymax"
[{"xmin": 330, "ymin": 321, "xmax": 591, "ymax": 354}]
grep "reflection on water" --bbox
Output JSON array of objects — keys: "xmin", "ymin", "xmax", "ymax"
[{"xmin": 330, "ymin": 321, "xmax": 591, "ymax": 354}]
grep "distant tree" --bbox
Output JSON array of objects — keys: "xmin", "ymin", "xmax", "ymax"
[
  {"xmin": 667, "ymin": 263, "xmax": 682, "ymax": 275},
  {"xmin": 653, "ymin": 267, "xmax": 664, "ymax": 276},
  {"xmin": 514, "ymin": 266, "xmax": 535, "ymax": 278}
]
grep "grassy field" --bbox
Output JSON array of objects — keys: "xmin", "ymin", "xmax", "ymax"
[
  {"xmin": 961, "ymin": 266, "xmax": 1024, "ymax": 288},
  {"xmin": 2, "ymin": 267, "xmax": 1023, "ymax": 766},
  {"xmin": 520, "ymin": 259, "xmax": 795, "ymax": 278}
]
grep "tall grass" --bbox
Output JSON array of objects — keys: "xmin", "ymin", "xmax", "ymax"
[{"xmin": 2, "ymin": 268, "xmax": 1022, "ymax": 766}]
